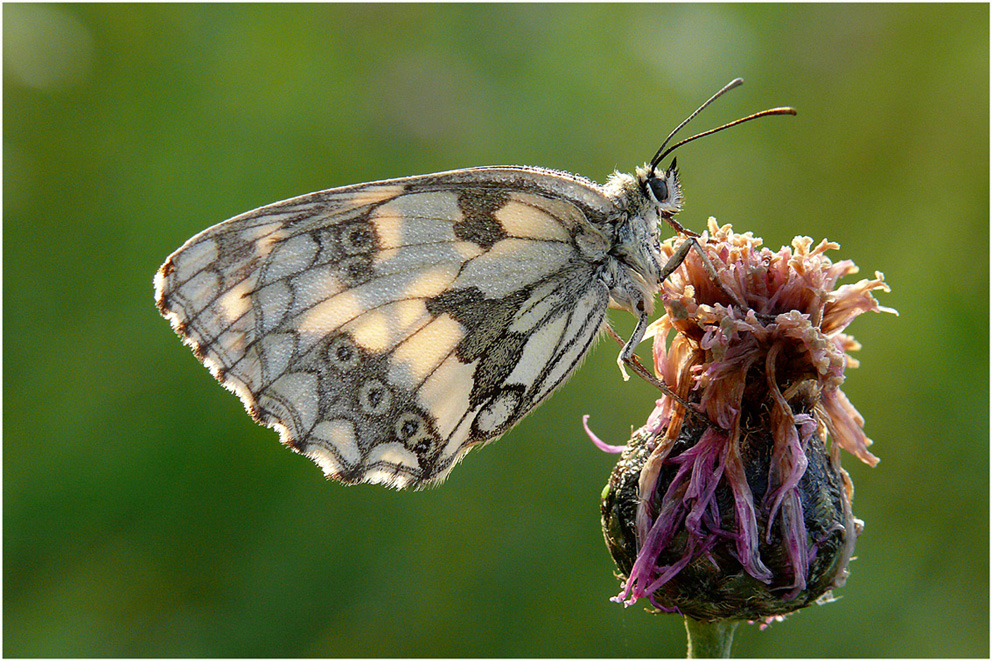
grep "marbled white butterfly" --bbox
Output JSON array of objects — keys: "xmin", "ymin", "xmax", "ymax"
[{"xmin": 154, "ymin": 78, "xmax": 794, "ymax": 489}]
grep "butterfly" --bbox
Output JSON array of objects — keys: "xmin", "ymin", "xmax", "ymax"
[{"xmin": 154, "ymin": 78, "xmax": 794, "ymax": 489}]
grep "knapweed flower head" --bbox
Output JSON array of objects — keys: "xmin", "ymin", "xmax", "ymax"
[{"xmin": 599, "ymin": 219, "xmax": 895, "ymax": 621}]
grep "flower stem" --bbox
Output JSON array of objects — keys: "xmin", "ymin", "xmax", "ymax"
[{"xmin": 685, "ymin": 618, "xmax": 739, "ymax": 658}]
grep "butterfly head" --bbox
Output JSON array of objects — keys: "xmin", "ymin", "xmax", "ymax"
[{"xmin": 640, "ymin": 158, "xmax": 683, "ymax": 220}]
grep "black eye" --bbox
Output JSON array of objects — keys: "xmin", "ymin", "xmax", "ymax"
[{"xmin": 648, "ymin": 177, "xmax": 669, "ymax": 202}]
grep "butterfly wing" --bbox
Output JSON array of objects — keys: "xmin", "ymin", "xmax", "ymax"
[{"xmin": 155, "ymin": 166, "xmax": 616, "ymax": 488}]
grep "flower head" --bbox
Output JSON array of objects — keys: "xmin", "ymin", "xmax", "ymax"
[{"xmin": 600, "ymin": 219, "xmax": 895, "ymax": 621}]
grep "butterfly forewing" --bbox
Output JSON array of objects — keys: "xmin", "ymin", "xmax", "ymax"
[{"xmin": 155, "ymin": 167, "xmax": 619, "ymax": 488}]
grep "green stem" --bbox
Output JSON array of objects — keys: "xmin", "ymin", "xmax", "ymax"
[{"xmin": 684, "ymin": 618, "xmax": 739, "ymax": 658}]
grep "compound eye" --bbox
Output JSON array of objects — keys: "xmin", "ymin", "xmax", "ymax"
[{"xmin": 648, "ymin": 176, "xmax": 669, "ymax": 202}]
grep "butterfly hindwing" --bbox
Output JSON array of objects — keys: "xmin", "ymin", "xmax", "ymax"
[{"xmin": 155, "ymin": 167, "xmax": 617, "ymax": 488}]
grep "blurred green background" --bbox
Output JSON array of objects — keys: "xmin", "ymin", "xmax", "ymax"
[{"xmin": 4, "ymin": 4, "xmax": 988, "ymax": 657}]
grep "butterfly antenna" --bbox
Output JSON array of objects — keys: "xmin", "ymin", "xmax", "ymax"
[
  {"xmin": 649, "ymin": 78, "xmax": 745, "ymax": 172},
  {"xmin": 652, "ymin": 106, "xmax": 797, "ymax": 167}
]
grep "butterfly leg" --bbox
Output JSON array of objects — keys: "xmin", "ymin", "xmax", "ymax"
[
  {"xmin": 617, "ymin": 303, "xmax": 653, "ymax": 381},
  {"xmin": 615, "ymin": 237, "xmax": 694, "ymax": 380},
  {"xmin": 658, "ymin": 233, "xmax": 695, "ymax": 284},
  {"xmin": 612, "ymin": 235, "xmax": 739, "ymax": 430},
  {"xmin": 661, "ymin": 232, "xmax": 751, "ymax": 311},
  {"xmin": 616, "ymin": 232, "xmax": 746, "ymax": 378},
  {"xmin": 607, "ymin": 325, "xmax": 718, "ymax": 428},
  {"xmin": 687, "ymin": 239, "xmax": 748, "ymax": 310}
]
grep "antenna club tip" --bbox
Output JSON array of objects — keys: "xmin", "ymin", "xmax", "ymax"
[{"xmin": 762, "ymin": 107, "xmax": 798, "ymax": 117}]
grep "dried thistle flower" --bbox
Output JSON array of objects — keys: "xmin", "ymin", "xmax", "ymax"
[{"xmin": 599, "ymin": 219, "xmax": 896, "ymax": 621}]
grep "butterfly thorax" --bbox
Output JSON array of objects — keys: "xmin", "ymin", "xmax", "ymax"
[{"xmin": 600, "ymin": 167, "xmax": 680, "ymax": 318}]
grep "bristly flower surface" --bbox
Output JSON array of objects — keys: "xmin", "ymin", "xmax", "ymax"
[{"xmin": 600, "ymin": 219, "xmax": 896, "ymax": 621}]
